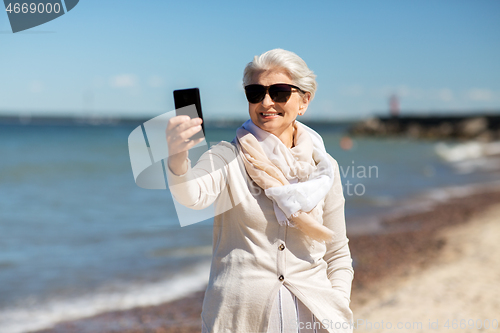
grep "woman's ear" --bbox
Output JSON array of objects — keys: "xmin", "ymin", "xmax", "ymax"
[{"xmin": 298, "ymin": 92, "xmax": 312, "ymax": 115}]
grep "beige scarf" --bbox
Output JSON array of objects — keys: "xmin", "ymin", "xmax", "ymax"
[{"xmin": 236, "ymin": 119, "xmax": 335, "ymax": 243}]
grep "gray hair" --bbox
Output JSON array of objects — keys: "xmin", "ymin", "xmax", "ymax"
[{"xmin": 243, "ymin": 49, "xmax": 317, "ymax": 100}]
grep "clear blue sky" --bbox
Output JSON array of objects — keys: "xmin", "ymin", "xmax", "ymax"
[{"xmin": 1, "ymin": 0, "xmax": 499, "ymax": 120}]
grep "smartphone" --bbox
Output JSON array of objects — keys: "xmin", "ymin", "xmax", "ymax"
[{"xmin": 173, "ymin": 88, "xmax": 205, "ymax": 141}]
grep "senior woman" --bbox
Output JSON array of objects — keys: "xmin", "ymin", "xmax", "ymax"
[{"xmin": 166, "ymin": 49, "xmax": 354, "ymax": 333}]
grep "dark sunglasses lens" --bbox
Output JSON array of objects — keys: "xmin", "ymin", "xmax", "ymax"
[
  {"xmin": 245, "ymin": 85, "xmax": 266, "ymax": 103},
  {"xmin": 269, "ymin": 84, "xmax": 293, "ymax": 103}
]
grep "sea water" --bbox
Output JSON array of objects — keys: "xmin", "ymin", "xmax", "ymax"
[{"xmin": 0, "ymin": 121, "xmax": 498, "ymax": 333}]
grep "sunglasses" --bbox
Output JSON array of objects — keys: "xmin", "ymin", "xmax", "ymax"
[{"xmin": 244, "ymin": 84, "xmax": 304, "ymax": 104}]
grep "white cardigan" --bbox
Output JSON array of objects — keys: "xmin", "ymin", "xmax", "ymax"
[{"xmin": 167, "ymin": 139, "xmax": 354, "ymax": 333}]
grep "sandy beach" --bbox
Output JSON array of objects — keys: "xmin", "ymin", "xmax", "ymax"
[
  {"xmin": 351, "ymin": 194, "xmax": 500, "ymax": 332},
  {"xmin": 31, "ymin": 189, "xmax": 500, "ymax": 333}
]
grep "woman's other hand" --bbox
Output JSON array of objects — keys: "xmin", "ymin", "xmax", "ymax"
[
  {"xmin": 166, "ymin": 116, "xmax": 204, "ymax": 175},
  {"xmin": 290, "ymin": 212, "xmax": 335, "ymax": 243}
]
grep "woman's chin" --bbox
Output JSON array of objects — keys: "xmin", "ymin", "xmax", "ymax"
[
  {"xmin": 251, "ymin": 114, "xmax": 295, "ymax": 136},
  {"xmin": 254, "ymin": 121, "xmax": 281, "ymax": 133}
]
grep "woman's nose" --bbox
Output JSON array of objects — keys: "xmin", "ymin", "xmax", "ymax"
[{"xmin": 261, "ymin": 92, "xmax": 274, "ymax": 107}]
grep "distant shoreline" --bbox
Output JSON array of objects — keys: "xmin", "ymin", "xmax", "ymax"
[
  {"xmin": 3, "ymin": 112, "xmax": 500, "ymax": 149},
  {"xmin": 2, "ymin": 112, "xmax": 499, "ymax": 139},
  {"xmin": 0, "ymin": 114, "xmax": 356, "ymax": 129},
  {"xmin": 350, "ymin": 112, "xmax": 500, "ymax": 141}
]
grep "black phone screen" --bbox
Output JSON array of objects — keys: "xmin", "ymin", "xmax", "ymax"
[{"xmin": 173, "ymin": 88, "xmax": 205, "ymax": 141}]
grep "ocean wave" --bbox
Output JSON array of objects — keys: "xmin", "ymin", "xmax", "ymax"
[
  {"xmin": 0, "ymin": 260, "xmax": 211, "ymax": 333},
  {"xmin": 435, "ymin": 141, "xmax": 500, "ymax": 163},
  {"xmin": 450, "ymin": 157, "xmax": 500, "ymax": 174}
]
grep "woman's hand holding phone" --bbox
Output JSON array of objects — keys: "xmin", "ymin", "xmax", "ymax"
[{"xmin": 166, "ymin": 116, "xmax": 204, "ymax": 176}]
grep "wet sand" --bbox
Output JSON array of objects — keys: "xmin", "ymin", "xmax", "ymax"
[{"xmin": 31, "ymin": 189, "xmax": 500, "ymax": 333}]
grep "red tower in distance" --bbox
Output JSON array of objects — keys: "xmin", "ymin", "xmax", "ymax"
[{"xmin": 389, "ymin": 94, "xmax": 400, "ymax": 117}]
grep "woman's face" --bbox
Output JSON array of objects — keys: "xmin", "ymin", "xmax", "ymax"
[{"xmin": 248, "ymin": 69, "xmax": 310, "ymax": 145}]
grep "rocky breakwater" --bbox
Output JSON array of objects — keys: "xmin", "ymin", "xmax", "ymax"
[{"xmin": 349, "ymin": 114, "xmax": 500, "ymax": 141}]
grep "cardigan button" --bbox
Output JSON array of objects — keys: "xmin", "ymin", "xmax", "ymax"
[
  {"xmin": 278, "ymin": 275, "xmax": 284, "ymax": 281},
  {"xmin": 278, "ymin": 244, "xmax": 285, "ymax": 251}
]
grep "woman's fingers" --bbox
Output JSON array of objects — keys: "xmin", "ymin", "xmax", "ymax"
[
  {"xmin": 167, "ymin": 117, "xmax": 202, "ymax": 142},
  {"xmin": 169, "ymin": 124, "xmax": 203, "ymax": 148},
  {"xmin": 176, "ymin": 124, "xmax": 203, "ymax": 143},
  {"xmin": 174, "ymin": 134, "xmax": 204, "ymax": 151},
  {"xmin": 166, "ymin": 116, "xmax": 204, "ymax": 155},
  {"xmin": 291, "ymin": 212, "xmax": 335, "ymax": 243},
  {"xmin": 167, "ymin": 115, "xmax": 195, "ymax": 130},
  {"xmin": 168, "ymin": 116, "xmax": 202, "ymax": 132}
]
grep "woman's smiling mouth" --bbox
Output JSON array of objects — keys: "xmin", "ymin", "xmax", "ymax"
[{"xmin": 260, "ymin": 112, "xmax": 282, "ymax": 118}]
